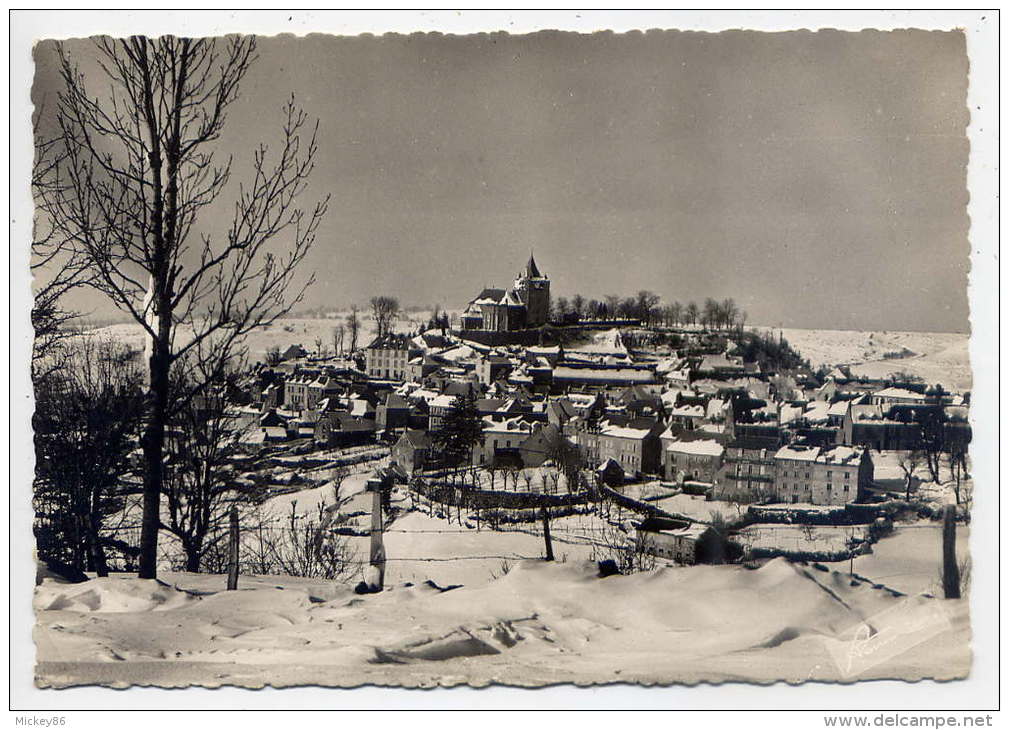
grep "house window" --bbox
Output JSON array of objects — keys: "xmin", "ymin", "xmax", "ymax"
[
  {"xmin": 843, "ymin": 484, "xmax": 849, "ymax": 492},
  {"xmin": 844, "ymin": 472, "xmax": 850, "ymax": 480}
]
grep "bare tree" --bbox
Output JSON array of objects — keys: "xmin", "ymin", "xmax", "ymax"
[
  {"xmin": 31, "ymin": 110, "xmax": 91, "ymax": 380},
  {"xmin": 161, "ymin": 369, "xmax": 250, "ymax": 573},
  {"xmin": 684, "ymin": 301, "xmax": 699, "ymax": 327},
  {"xmin": 332, "ymin": 323, "xmax": 344, "ymax": 357},
  {"xmin": 946, "ymin": 429, "xmax": 970, "ymax": 506},
  {"xmin": 263, "ymin": 502, "xmax": 358, "ymax": 581},
  {"xmin": 44, "ymin": 36, "xmax": 328, "ymax": 578},
  {"xmin": 603, "ymin": 294, "xmax": 621, "ymax": 319},
  {"xmin": 370, "ymin": 296, "xmax": 399, "ymax": 338},
  {"xmin": 33, "ymin": 335, "xmax": 145, "ymax": 576},
  {"xmin": 635, "ymin": 290, "xmax": 660, "ymax": 325},
  {"xmin": 346, "ymin": 305, "xmax": 361, "ymax": 352},
  {"xmin": 897, "ymin": 449, "xmax": 925, "ymax": 500}
]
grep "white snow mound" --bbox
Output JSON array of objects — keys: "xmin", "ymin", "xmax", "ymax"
[{"xmin": 35, "ymin": 577, "xmax": 197, "ymax": 613}]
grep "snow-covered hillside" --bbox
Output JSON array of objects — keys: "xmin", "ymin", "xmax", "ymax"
[
  {"xmin": 79, "ymin": 311, "xmax": 439, "ymax": 360},
  {"xmin": 758, "ymin": 327, "xmax": 971, "ymax": 391},
  {"xmin": 35, "ymin": 553, "xmax": 968, "ymax": 689}
]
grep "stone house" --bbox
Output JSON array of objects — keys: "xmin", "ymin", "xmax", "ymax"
[
  {"xmin": 661, "ymin": 434, "xmax": 725, "ymax": 485},
  {"xmin": 713, "ymin": 436, "xmax": 779, "ymax": 502},
  {"xmin": 365, "ymin": 333, "xmax": 422, "ymax": 381},
  {"xmin": 635, "ymin": 517, "xmax": 716, "ymax": 565},
  {"xmin": 575, "ymin": 417, "xmax": 664, "ymax": 477},
  {"xmin": 392, "ymin": 429, "xmax": 435, "ymax": 475},
  {"xmin": 773, "ymin": 444, "xmax": 873, "ymax": 506}
]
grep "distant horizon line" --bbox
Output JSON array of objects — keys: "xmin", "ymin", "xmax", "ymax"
[{"xmin": 71, "ymin": 311, "xmax": 970, "ymax": 337}]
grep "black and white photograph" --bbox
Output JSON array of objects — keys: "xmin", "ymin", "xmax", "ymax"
[{"xmin": 10, "ymin": 8, "xmax": 998, "ymax": 715}]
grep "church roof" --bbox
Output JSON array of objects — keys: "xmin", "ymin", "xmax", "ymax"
[{"xmin": 526, "ymin": 253, "xmax": 542, "ymax": 278}]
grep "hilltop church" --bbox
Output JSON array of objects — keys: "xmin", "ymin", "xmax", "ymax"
[{"xmin": 460, "ymin": 253, "xmax": 551, "ymax": 333}]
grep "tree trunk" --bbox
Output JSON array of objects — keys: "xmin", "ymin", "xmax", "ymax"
[
  {"xmin": 185, "ymin": 546, "xmax": 201, "ymax": 573},
  {"xmin": 541, "ymin": 507, "xmax": 554, "ymax": 561},
  {"xmin": 942, "ymin": 504, "xmax": 961, "ymax": 599},
  {"xmin": 138, "ymin": 334, "xmax": 171, "ymax": 579},
  {"xmin": 87, "ymin": 519, "xmax": 109, "ymax": 578}
]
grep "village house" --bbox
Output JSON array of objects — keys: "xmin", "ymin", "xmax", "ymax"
[
  {"xmin": 575, "ymin": 417, "xmax": 664, "ymax": 477},
  {"xmin": 714, "ymin": 436, "xmax": 779, "ymax": 502},
  {"xmin": 280, "ymin": 344, "xmax": 308, "ymax": 361},
  {"xmin": 869, "ymin": 386, "xmax": 932, "ymax": 407},
  {"xmin": 635, "ymin": 517, "xmax": 717, "ymax": 565},
  {"xmin": 517, "ymin": 422, "xmax": 562, "ymax": 468},
  {"xmin": 282, "ymin": 375, "xmax": 315, "ymax": 411},
  {"xmin": 427, "ymin": 394, "xmax": 457, "ymax": 432},
  {"xmin": 840, "ymin": 402, "xmax": 923, "ymax": 451},
  {"xmin": 313, "ymin": 411, "xmax": 377, "ymax": 448},
  {"xmin": 477, "ymin": 354, "xmax": 514, "ymax": 386},
  {"xmin": 405, "ymin": 353, "xmax": 450, "ymax": 383},
  {"xmin": 472, "ymin": 417, "xmax": 537, "ymax": 467},
  {"xmin": 304, "ymin": 375, "xmax": 342, "ymax": 411},
  {"xmin": 661, "ymin": 434, "xmax": 725, "ymax": 485},
  {"xmin": 772, "ymin": 444, "xmax": 873, "ymax": 506},
  {"xmin": 375, "ymin": 392, "xmax": 412, "ymax": 434},
  {"xmin": 551, "ymin": 362, "xmax": 656, "ymax": 391},
  {"xmin": 667, "ymin": 400, "xmax": 707, "ymax": 431},
  {"xmin": 365, "ymin": 333, "xmax": 422, "ymax": 381},
  {"xmin": 391, "ymin": 429, "xmax": 435, "ymax": 475}
]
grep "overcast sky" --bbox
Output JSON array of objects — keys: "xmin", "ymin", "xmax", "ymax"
[{"xmin": 34, "ymin": 29, "xmax": 970, "ymax": 332}]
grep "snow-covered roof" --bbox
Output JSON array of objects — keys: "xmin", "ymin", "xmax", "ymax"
[
  {"xmin": 874, "ymin": 387, "xmax": 928, "ymax": 401},
  {"xmin": 669, "ymin": 404, "xmax": 705, "ymax": 419},
  {"xmin": 429, "ymin": 394, "xmax": 457, "ymax": 408},
  {"xmin": 482, "ymin": 417, "xmax": 535, "ymax": 435},
  {"xmin": 553, "ymin": 366, "xmax": 654, "ymax": 384},
  {"xmin": 803, "ymin": 401, "xmax": 830, "ymax": 423},
  {"xmin": 599, "ymin": 423, "xmax": 654, "ymax": 440},
  {"xmin": 775, "ymin": 444, "xmax": 863, "ymax": 465},
  {"xmin": 827, "ymin": 400, "xmax": 850, "ymax": 417},
  {"xmin": 666, "ymin": 439, "xmax": 724, "ymax": 457}
]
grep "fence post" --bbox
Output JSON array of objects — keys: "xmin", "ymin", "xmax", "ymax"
[
  {"xmin": 366, "ymin": 476, "xmax": 386, "ymax": 591},
  {"xmin": 541, "ymin": 507, "xmax": 554, "ymax": 561},
  {"xmin": 227, "ymin": 506, "xmax": 239, "ymax": 591},
  {"xmin": 942, "ymin": 504, "xmax": 961, "ymax": 599}
]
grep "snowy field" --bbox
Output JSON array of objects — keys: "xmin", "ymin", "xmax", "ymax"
[
  {"xmin": 82, "ymin": 319, "xmax": 971, "ymax": 392},
  {"xmin": 757, "ymin": 327, "xmax": 971, "ymax": 391},
  {"xmin": 735, "ymin": 524, "xmax": 866, "ymax": 556},
  {"xmin": 79, "ymin": 310, "xmax": 438, "ymax": 360},
  {"xmin": 34, "ymin": 553, "xmax": 969, "ymax": 688},
  {"xmin": 838, "ymin": 522, "xmax": 972, "ymax": 597}
]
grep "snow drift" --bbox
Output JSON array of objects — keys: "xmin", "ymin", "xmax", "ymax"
[{"xmin": 34, "ymin": 557, "xmax": 970, "ymax": 688}]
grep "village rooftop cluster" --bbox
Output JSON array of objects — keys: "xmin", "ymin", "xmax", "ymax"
[{"xmin": 214, "ymin": 254, "xmax": 972, "ymax": 565}]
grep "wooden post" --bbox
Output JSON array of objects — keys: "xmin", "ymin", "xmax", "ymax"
[
  {"xmin": 540, "ymin": 506, "xmax": 554, "ymax": 561},
  {"xmin": 942, "ymin": 504, "xmax": 961, "ymax": 599},
  {"xmin": 366, "ymin": 477, "xmax": 386, "ymax": 591},
  {"xmin": 226, "ymin": 506, "xmax": 239, "ymax": 591}
]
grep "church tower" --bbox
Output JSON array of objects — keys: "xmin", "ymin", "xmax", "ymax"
[{"xmin": 514, "ymin": 252, "xmax": 550, "ymax": 328}]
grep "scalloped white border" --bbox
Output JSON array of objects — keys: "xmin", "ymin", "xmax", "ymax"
[{"xmin": 7, "ymin": 9, "xmax": 999, "ymax": 715}]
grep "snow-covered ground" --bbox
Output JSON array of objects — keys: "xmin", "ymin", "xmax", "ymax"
[
  {"xmin": 79, "ymin": 311, "xmax": 438, "ymax": 360},
  {"xmin": 34, "ymin": 552, "xmax": 970, "ymax": 688},
  {"xmin": 735, "ymin": 524, "xmax": 866, "ymax": 555},
  {"xmin": 85, "ymin": 320, "xmax": 970, "ymax": 391},
  {"xmin": 838, "ymin": 521, "xmax": 971, "ymax": 597},
  {"xmin": 757, "ymin": 327, "xmax": 970, "ymax": 391}
]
